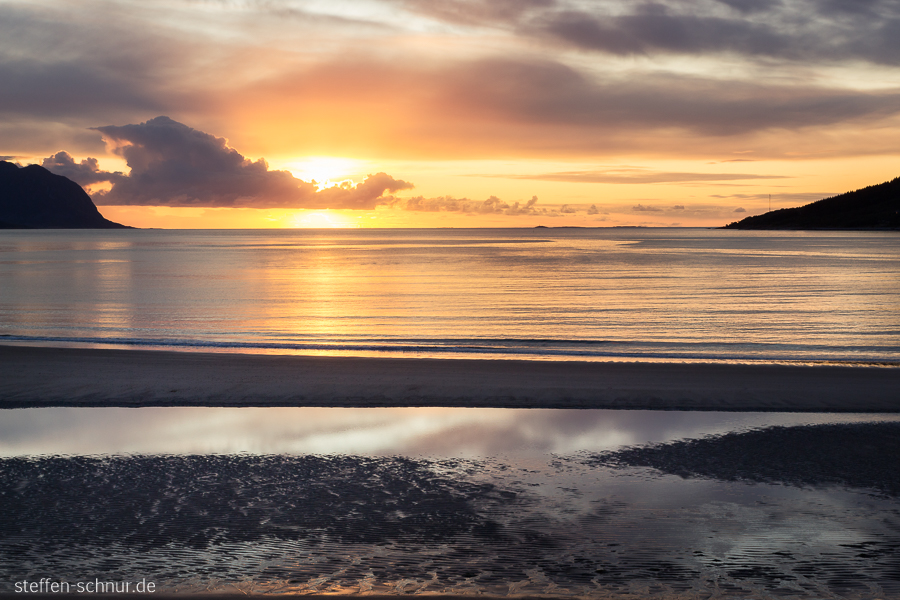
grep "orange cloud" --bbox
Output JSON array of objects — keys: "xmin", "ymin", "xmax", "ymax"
[{"xmin": 221, "ymin": 57, "xmax": 900, "ymax": 162}]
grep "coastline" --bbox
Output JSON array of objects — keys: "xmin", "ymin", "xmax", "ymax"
[{"xmin": 1, "ymin": 344, "xmax": 898, "ymax": 411}]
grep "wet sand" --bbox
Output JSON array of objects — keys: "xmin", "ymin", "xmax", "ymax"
[
  {"xmin": 1, "ymin": 344, "xmax": 898, "ymax": 410},
  {"xmin": 4, "ymin": 432, "xmax": 900, "ymax": 598},
  {"xmin": 5, "ymin": 596, "xmax": 556, "ymax": 600},
  {"xmin": 590, "ymin": 421, "xmax": 900, "ymax": 496}
]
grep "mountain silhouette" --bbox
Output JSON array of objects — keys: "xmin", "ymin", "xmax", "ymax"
[
  {"xmin": 725, "ymin": 176, "xmax": 900, "ymax": 229},
  {"xmin": 0, "ymin": 161, "xmax": 130, "ymax": 229}
]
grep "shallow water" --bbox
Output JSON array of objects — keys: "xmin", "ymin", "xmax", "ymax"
[
  {"xmin": 1, "ymin": 407, "xmax": 900, "ymax": 457},
  {"xmin": 2, "ymin": 409, "xmax": 899, "ymax": 598},
  {"xmin": 2, "ymin": 228, "xmax": 898, "ymax": 363}
]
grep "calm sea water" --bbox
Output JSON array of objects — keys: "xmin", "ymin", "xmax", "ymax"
[
  {"xmin": 1, "ymin": 228, "xmax": 898, "ymax": 363},
  {"xmin": 3, "ymin": 228, "xmax": 900, "ymax": 597}
]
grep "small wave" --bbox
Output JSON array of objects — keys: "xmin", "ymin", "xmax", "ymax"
[{"xmin": 2, "ymin": 333, "xmax": 897, "ymax": 365}]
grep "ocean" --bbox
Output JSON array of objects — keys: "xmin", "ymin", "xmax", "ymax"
[{"xmin": 1, "ymin": 228, "xmax": 898, "ymax": 364}]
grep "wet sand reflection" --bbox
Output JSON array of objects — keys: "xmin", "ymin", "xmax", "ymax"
[{"xmin": 1, "ymin": 407, "xmax": 898, "ymax": 457}]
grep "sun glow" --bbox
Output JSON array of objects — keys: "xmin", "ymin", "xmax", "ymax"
[
  {"xmin": 280, "ymin": 157, "xmax": 364, "ymax": 190},
  {"xmin": 291, "ymin": 210, "xmax": 357, "ymax": 228}
]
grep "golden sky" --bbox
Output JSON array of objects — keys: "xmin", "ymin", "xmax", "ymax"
[{"xmin": 2, "ymin": 0, "xmax": 899, "ymax": 228}]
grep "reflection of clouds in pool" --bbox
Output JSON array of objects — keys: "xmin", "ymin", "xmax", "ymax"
[{"xmin": 2, "ymin": 408, "xmax": 900, "ymax": 457}]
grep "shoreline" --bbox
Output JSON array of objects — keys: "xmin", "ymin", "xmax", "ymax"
[{"xmin": 1, "ymin": 345, "xmax": 898, "ymax": 411}]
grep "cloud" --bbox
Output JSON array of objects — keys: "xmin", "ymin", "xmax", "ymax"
[
  {"xmin": 672, "ymin": 204, "xmax": 685, "ymax": 210},
  {"xmin": 190, "ymin": 55, "xmax": 900, "ymax": 161},
  {"xmin": 394, "ymin": 0, "xmax": 554, "ymax": 26},
  {"xmin": 587, "ymin": 204, "xmax": 600, "ymax": 215},
  {"xmin": 711, "ymin": 191, "xmax": 831, "ymax": 203},
  {"xmin": 0, "ymin": 59, "xmax": 166, "ymax": 122},
  {"xmin": 401, "ymin": 195, "xmax": 544, "ymax": 215},
  {"xmin": 489, "ymin": 167, "xmax": 786, "ymax": 184},
  {"xmin": 440, "ymin": 59, "xmax": 900, "ymax": 138},
  {"xmin": 41, "ymin": 152, "xmax": 124, "ymax": 186},
  {"xmin": 632, "ymin": 204, "xmax": 664, "ymax": 212},
  {"xmin": 395, "ymin": 0, "xmax": 900, "ymax": 66},
  {"xmin": 44, "ymin": 117, "xmax": 412, "ymax": 209},
  {"xmin": 734, "ymin": 206, "xmax": 747, "ymax": 212},
  {"xmin": 458, "ymin": 0, "xmax": 900, "ymax": 66},
  {"xmin": 0, "ymin": 5, "xmax": 192, "ymax": 124},
  {"xmin": 312, "ymin": 172, "xmax": 415, "ymax": 210},
  {"xmin": 716, "ymin": 0, "xmax": 781, "ymax": 14},
  {"xmin": 532, "ymin": 10, "xmax": 799, "ymax": 59},
  {"xmin": 4, "ymin": 0, "xmax": 900, "ymax": 166}
]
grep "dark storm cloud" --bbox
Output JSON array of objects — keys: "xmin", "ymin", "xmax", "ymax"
[
  {"xmin": 443, "ymin": 59, "xmax": 900, "ymax": 136},
  {"xmin": 46, "ymin": 117, "xmax": 412, "ymax": 209}
]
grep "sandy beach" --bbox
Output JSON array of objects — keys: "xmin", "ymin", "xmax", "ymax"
[{"xmin": 1, "ymin": 344, "xmax": 897, "ymax": 411}]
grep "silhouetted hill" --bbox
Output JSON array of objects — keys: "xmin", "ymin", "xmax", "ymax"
[
  {"xmin": 724, "ymin": 176, "xmax": 900, "ymax": 230},
  {"xmin": 0, "ymin": 161, "xmax": 130, "ymax": 229}
]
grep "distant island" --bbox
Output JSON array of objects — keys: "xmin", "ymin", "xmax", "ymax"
[
  {"xmin": 725, "ymin": 176, "xmax": 900, "ymax": 230},
  {"xmin": 0, "ymin": 161, "xmax": 130, "ymax": 229}
]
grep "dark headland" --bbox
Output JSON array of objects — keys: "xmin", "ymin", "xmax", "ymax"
[
  {"xmin": 0, "ymin": 160, "xmax": 129, "ymax": 229},
  {"xmin": 725, "ymin": 175, "xmax": 900, "ymax": 230}
]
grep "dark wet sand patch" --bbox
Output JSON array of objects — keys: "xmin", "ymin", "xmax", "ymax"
[
  {"xmin": 587, "ymin": 421, "xmax": 900, "ymax": 496},
  {"xmin": 0, "ymin": 456, "xmax": 503, "ymax": 550}
]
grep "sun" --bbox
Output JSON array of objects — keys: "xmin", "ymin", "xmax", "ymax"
[{"xmin": 279, "ymin": 156, "xmax": 363, "ymax": 190}]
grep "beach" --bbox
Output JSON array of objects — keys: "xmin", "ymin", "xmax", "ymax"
[
  {"xmin": 2, "ymin": 344, "xmax": 897, "ymax": 411},
  {"xmin": 4, "ymin": 343, "xmax": 900, "ymax": 597}
]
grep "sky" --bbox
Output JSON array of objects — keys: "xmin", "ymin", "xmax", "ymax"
[{"xmin": 2, "ymin": 0, "xmax": 899, "ymax": 228}]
